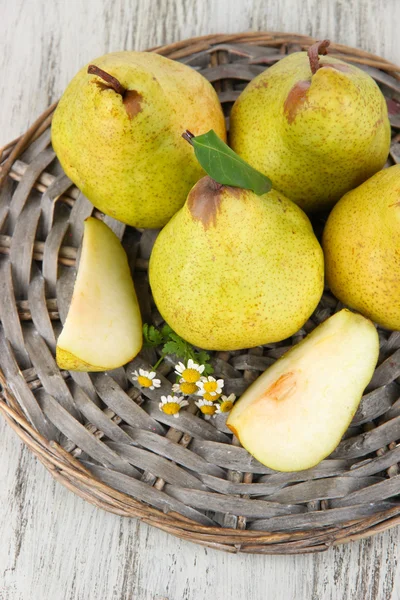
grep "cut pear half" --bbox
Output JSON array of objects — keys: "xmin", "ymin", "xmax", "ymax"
[
  {"xmin": 56, "ymin": 217, "xmax": 142, "ymax": 371},
  {"xmin": 227, "ymin": 310, "xmax": 379, "ymax": 472}
]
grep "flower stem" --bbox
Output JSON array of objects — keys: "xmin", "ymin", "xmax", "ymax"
[{"xmin": 152, "ymin": 354, "xmax": 165, "ymax": 371}]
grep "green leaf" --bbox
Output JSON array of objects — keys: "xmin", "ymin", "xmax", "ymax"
[
  {"xmin": 189, "ymin": 130, "xmax": 272, "ymax": 196},
  {"xmin": 144, "ymin": 322, "xmax": 215, "ymax": 375},
  {"xmin": 202, "ymin": 363, "xmax": 214, "ymax": 376},
  {"xmin": 143, "ymin": 324, "xmax": 164, "ymax": 347},
  {"xmin": 161, "ymin": 340, "xmax": 183, "ymax": 357},
  {"xmin": 161, "ymin": 324, "xmax": 174, "ymax": 339},
  {"xmin": 195, "ymin": 350, "xmax": 210, "ymax": 365}
]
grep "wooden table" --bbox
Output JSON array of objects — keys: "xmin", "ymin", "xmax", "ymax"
[{"xmin": 1, "ymin": 1, "xmax": 400, "ymax": 598}]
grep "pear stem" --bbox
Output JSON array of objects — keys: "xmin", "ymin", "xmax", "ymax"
[
  {"xmin": 87, "ymin": 65, "xmax": 126, "ymax": 96},
  {"xmin": 307, "ymin": 40, "xmax": 330, "ymax": 75},
  {"xmin": 182, "ymin": 130, "xmax": 195, "ymax": 145}
]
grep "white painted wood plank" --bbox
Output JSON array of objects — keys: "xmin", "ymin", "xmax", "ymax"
[{"xmin": 1, "ymin": 1, "xmax": 400, "ymax": 599}]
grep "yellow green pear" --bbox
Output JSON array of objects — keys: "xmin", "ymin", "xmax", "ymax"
[
  {"xmin": 56, "ymin": 217, "xmax": 142, "ymax": 371},
  {"xmin": 230, "ymin": 41, "xmax": 390, "ymax": 212},
  {"xmin": 149, "ymin": 177, "xmax": 324, "ymax": 351},
  {"xmin": 323, "ymin": 165, "xmax": 400, "ymax": 330},
  {"xmin": 227, "ymin": 310, "xmax": 379, "ymax": 472},
  {"xmin": 51, "ymin": 52, "xmax": 226, "ymax": 228}
]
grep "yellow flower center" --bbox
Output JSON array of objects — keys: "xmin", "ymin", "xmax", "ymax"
[
  {"xmin": 219, "ymin": 401, "xmax": 233, "ymax": 413},
  {"xmin": 181, "ymin": 368, "xmax": 201, "ymax": 383},
  {"xmin": 162, "ymin": 402, "xmax": 181, "ymax": 415},
  {"xmin": 200, "ymin": 404, "xmax": 216, "ymax": 415},
  {"xmin": 179, "ymin": 381, "xmax": 198, "ymax": 395},
  {"xmin": 203, "ymin": 381, "xmax": 218, "ymax": 393},
  {"xmin": 203, "ymin": 392, "xmax": 221, "ymax": 402},
  {"xmin": 137, "ymin": 375, "xmax": 153, "ymax": 388}
]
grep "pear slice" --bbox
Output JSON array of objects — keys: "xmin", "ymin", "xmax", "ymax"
[
  {"xmin": 227, "ymin": 310, "xmax": 379, "ymax": 472},
  {"xmin": 56, "ymin": 218, "xmax": 142, "ymax": 371}
]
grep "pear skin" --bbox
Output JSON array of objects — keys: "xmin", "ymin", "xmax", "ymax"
[
  {"xmin": 149, "ymin": 177, "xmax": 324, "ymax": 350},
  {"xmin": 52, "ymin": 52, "xmax": 226, "ymax": 229},
  {"xmin": 230, "ymin": 47, "xmax": 390, "ymax": 212},
  {"xmin": 56, "ymin": 218, "xmax": 142, "ymax": 371},
  {"xmin": 227, "ymin": 310, "xmax": 379, "ymax": 472},
  {"xmin": 323, "ymin": 165, "xmax": 400, "ymax": 330}
]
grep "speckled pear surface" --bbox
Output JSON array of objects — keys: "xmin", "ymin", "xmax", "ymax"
[
  {"xmin": 51, "ymin": 51, "xmax": 226, "ymax": 228},
  {"xmin": 323, "ymin": 165, "xmax": 400, "ymax": 330},
  {"xmin": 230, "ymin": 51, "xmax": 390, "ymax": 212},
  {"xmin": 149, "ymin": 177, "xmax": 324, "ymax": 351}
]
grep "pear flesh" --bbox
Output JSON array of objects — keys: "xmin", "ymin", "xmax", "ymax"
[
  {"xmin": 227, "ymin": 310, "xmax": 379, "ymax": 472},
  {"xmin": 230, "ymin": 50, "xmax": 390, "ymax": 212},
  {"xmin": 149, "ymin": 177, "xmax": 324, "ymax": 351},
  {"xmin": 51, "ymin": 51, "xmax": 226, "ymax": 229},
  {"xmin": 323, "ymin": 165, "xmax": 400, "ymax": 330},
  {"xmin": 56, "ymin": 218, "xmax": 142, "ymax": 371}
]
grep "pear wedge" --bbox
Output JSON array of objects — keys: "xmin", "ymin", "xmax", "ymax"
[
  {"xmin": 56, "ymin": 218, "xmax": 142, "ymax": 371},
  {"xmin": 227, "ymin": 310, "xmax": 379, "ymax": 472}
]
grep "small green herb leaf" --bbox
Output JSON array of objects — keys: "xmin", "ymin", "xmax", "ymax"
[
  {"xmin": 186, "ymin": 129, "xmax": 272, "ymax": 196},
  {"xmin": 196, "ymin": 350, "xmax": 211, "ymax": 365},
  {"xmin": 143, "ymin": 322, "xmax": 214, "ymax": 374},
  {"xmin": 143, "ymin": 324, "xmax": 164, "ymax": 347},
  {"xmin": 201, "ymin": 362, "xmax": 214, "ymax": 376},
  {"xmin": 161, "ymin": 340, "xmax": 183, "ymax": 357}
]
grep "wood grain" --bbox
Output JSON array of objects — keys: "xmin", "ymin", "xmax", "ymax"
[{"xmin": 1, "ymin": 0, "xmax": 400, "ymax": 598}]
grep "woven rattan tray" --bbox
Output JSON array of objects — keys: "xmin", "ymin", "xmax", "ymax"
[{"xmin": 2, "ymin": 31, "xmax": 400, "ymax": 555}]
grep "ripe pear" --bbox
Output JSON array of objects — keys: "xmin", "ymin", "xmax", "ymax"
[
  {"xmin": 230, "ymin": 41, "xmax": 390, "ymax": 213},
  {"xmin": 56, "ymin": 217, "xmax": 142, "ymax": 371},
  {"xmin": 227, "ymin": 310, "xmax": 379, "ymax": 472},
  {"xmin": 149, "ymin": 177, "xmax": 324, "ymax": 350},
  {"xmin": 51, "ymin": 52, "xmax": 226, "ymax": 229},
  {"xmin": 323, "ymin": 165, "xmax": 400, "ymax": 330}
]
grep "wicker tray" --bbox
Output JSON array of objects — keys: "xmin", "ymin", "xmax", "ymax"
[{"xmin": 1, "ymin": 32, "xmax": 400, "ymax": 556}]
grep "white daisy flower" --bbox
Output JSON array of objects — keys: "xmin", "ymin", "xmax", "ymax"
[
  {"xmin": 197, "ymin": 376, "xmax": 224, "ymax": 398},
  {"xmin": 132, "ymin": 368, "xmax": 161, "ymax": 390},
  {"xmin": 159, "ymin": 395, "xmax": 189, "ymax": 418},
  {"xmin": 174, "ymin": 359, "xmax": 205, "ymax": 383},
  {"xmin": 195, "ymin": 398, "xmax": 217, "ymax": 419},
  {"xmin": 172, "ymin": 378, "xmax": 199, "ymax": 396},
  {"xmin": 215, "ymin": 394, "xmax": 237, "ymax": 414}
]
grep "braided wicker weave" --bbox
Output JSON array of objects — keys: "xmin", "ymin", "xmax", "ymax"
[{"xmin": 2, "ymin": 31, "xmax": 400, "ymax": 555}]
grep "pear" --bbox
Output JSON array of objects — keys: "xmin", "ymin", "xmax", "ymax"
[
  {"xmin": 51, "ymin": 52, "xmax": 226, "ymax": 229},
  {"xmin": 149, "ymin": 177, "xmax": 324, "ymax": 351},
  {"xmin": 227, "ymin": 310, "xmax": 379, "ymax": 472},
  {"xmin": 230, "ymin": 40, "xmax": 390, "ymax": 213},
  {"xmin": 323, "ymin": 165, "xmax": 400, "ymax": 330},
  {"xmin": 56, "ymin": 217, "xmax": 142, "ymax": 371}
]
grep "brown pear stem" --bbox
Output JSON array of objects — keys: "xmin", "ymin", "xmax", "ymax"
[
  {"xmin": 87, "ymin": 65, "xmax": 126, "ymax": 96},
  {"xmin": 307, "ymin": 40, "xmax": 330, "ymax": 75},
  {"xmin": 182, "ymin": 130, "xmax": 195, "ymax": 145}
]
